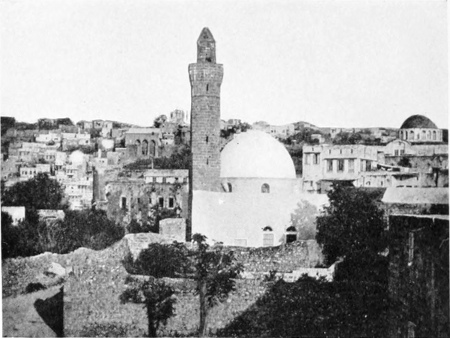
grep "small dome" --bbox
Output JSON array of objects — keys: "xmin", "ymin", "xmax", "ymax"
[
  {"xmin": 220, "ymin": 130, "xmax": 296, "ymax": 179},
  {"xmin": 69, "ymin": 150, "xmax": 85, "ymax": 164},
  {"xmin": 400, "ymin": 115, "xmax": 437, "ymax": 129}
]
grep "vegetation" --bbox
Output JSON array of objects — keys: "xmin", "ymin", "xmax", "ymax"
[
  {"xmin": 124, "ymin": 146, "xmax": 191, "ymax": 170},
  {"xmin": 288, "ymin": 201, "xmax": 318, "ymax": 240},
  {"xmin": 316, "ymin": 184, "xmax": 388, "ymax": 267},
  {"xmin": 122, "ymin": 234, "xmax": 243, "ymax": 337},
  {"xmin": 123, "ymin": 242, "xmax": 190, "ymax": 278},
  {"xmin": 2, "ymin": 173, "xmax": 67, "ymax": 211},
  {"xmin": 1, "ymin": 116, "xmax": 16, "ymax": 135},
  {"xmin": 120, "ymin": 276, "xmax": 176, "ymax": 337},
  {"xmin": 398, "ymin": 156, "xmax": 412, "ymax": 167},
  {"xmin": 192, "ymin": 234, "xmax": 243, "ymax": 336}
]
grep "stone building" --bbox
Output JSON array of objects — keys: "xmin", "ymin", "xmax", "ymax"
[
  {"xmin": 302, "ymin": 144, "xmax": 379, "ymax": 193},
  {"xmin": 104, "ymin": 169, "xmax": 189, "ymax": 226},
  {"xmin": 125, "ymin": 128, "xmax": 161, "ymax": 159},
  {"xmin": 189, "ymin": 28, "xmax": 328, "ymax": 247},
  {"xmin": 398, "ymin": 114, "xmax": 444, "ymax": 144}
]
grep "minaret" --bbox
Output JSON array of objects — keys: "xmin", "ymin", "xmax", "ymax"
[{"xmin": 189, "ymin": 28, "xmax": 223, "ymax": 191}]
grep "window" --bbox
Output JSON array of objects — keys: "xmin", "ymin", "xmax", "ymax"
[
  {"xmin": 142, "ymin": 140, "xmax": 149, "ymax": 156},
  {"xmin": 158, "ymin": 197, "xmax": 164, "ymax": 208},
  {"xmin": 416, "ymin": 132, "xmax": 420, "ymax": 140},
  {"xmin": 285, "ymin": 226, "xmax": 297, "ymax": 243},
  {"xmin": 366, "ymin": 160, "xmax": 371, "ymax": 172},
  {"xmin": 313, "ymin": 154, "xmax": 320, "ymax": 164},
  {"xmin": 168, "ymin": 197, "xmax": 175, "ymax": 208},
  {"xmin": 227, "ymin": 182, "xmax": 232, "ymax": 192},
  {"xmin": 121, "ymin": 197, "xmax": 127, "ymax": 210},
  {"xmin": 261, "ymin": 183, "xmax": 270, "ymax": 193},
  {"xmin": 405, "ymin": 131, "xmax": 408, "ymax": 140},
  {"xmin": 433, "ymin": 131, "xmax": 437, "ymax": 140},
  {"xmin": 395, "ymin": 150, "xmax": 399, "ymax": 156},
  {"xmin": 400, "ymin": 149, "xmax": 405, "ymax": 155},
  {"xmin": 304, "ymin": 154, "xmax": 310, "ymax": 165},
  {"xmin": 348, "ymin": 159, "xmax": 355, "ymax": 173},
  {"xmin": 263, "ymin": 233, "xmax": 274, "ymax": 247},
  {"xmin": 327, "ymin": 160, "xmax": 333, "ymax": 172},
  {"xmin": 338, "ymin": 160, "xmax": 344, "ymax": 172},
  {"xmin": 427, "ymin": 131, "xmax": 431, "ymax": 140}
]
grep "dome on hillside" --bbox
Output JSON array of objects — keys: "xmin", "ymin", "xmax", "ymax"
[
  {"xmin": 400, "ymin": 115, "xmax": 437, "ymax": 129},
  {"xmin": 69, "ymin": 150, "xmax": 85, "ymax": 164},
  {"xmin": 220, "ymin": 130, "xmax": 296, "ymax": 179}
]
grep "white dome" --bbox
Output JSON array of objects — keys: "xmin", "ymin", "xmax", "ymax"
[
  {"xmin": 69, "ymin": 150, "xmax": 85, "ymax": 164},
  {"xmin": 220, "ymin": 130, "xmax": 296, "ymax": 179}
]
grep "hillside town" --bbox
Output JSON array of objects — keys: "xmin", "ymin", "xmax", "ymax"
[{"xmin": 1, "ymin": 15, "xmax": 448, "ymax": 338}]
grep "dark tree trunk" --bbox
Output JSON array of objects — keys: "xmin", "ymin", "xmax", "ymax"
[
  {"xmin": 199, "ymin": 281, "xmax": 208, "ymax": 336},
  {"xmin": 147, "ymin": 307, "xmax": 157, "ymax": 337}
]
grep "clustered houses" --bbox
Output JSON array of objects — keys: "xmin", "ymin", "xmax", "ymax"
[
  {"xmin": 302, "ymin": 115, "xmax": 448, "ymax": 193},
  {"xmin": 1, "ymin": 114, "xmax": 191, "ymax": 213},
  {"xmin": 252, "ymin": 121, "xmax": 296, "ymax": 139}
]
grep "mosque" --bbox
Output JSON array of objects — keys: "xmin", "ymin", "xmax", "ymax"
[{"xmin": 189, "ymin": 28, "xmax": 327, "ymax": 247}]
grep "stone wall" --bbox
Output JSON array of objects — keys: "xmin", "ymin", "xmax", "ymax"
[
  {"xmin": 227, "ymin": 240, "xmax": 324, "ymax": 274},
  {"xmin": 160, "ymin": 218, "xmax": 186, "ymax": 242}
]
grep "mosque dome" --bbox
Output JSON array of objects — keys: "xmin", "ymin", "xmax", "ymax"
[
  {"xmin": 220, "ymin": 130, "xmax": 296, "ymax": 179},
  {"xmin": 400, "ymin": 115, "xmax": 437, "ymax": 129}
]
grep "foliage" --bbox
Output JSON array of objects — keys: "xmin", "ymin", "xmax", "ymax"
[
  {"xmin": 126, "ymin": 219, "xmax": 153, "ymax": 234},
  {"xmin": 1, "ymin": 116, "xmax": 16, "ymax": 135},
  {"xmin": 2, "ymin": 173, "xmax": 67, "ymax": 210},
  {"xmin": 332, "ymin": 132, "xmax": 363, "ymax": 145},
  {"xmin": 316, "ymin": 184, "xmax": 388, "ymax": 267},
  {"xmin": 120, "ymin": 276, "xmax": 176, "ymax": 337},
  {"xmin": 2, "ymin": 208, "xmax": 124, "ymax": 258},
  {"xmin": 218, "ymin": 276, "xmax": 391, "ymax": 337},
  {"xmin": 153, "ymin": 115, "xmax": 168, "ymax": 128},
  {"xmin": 123, "ymin": 242, "xmax": 191, "ymax": 278},
  {"xmin": 192, "ymin": 233, "xmax": 243, "ymax": 336},
  {"xmin": 24, "ymin": 282, "xmax": 47, "ymax": 294},
  {"xmin": 289, "ymin": 201, "xmax": 319, "ymax": 240},
  {"xmin": 283, "ymin": 128, "xmax": 320, "ymax": 145},
  {"xmin": 398, "ymin": 156, "xmax": 412, "ymax": 168},
  {"xmin": 124, "ymin": 146, "xmax": 191, "ymax": 170},
  {"xmin": 153, "ymin": 146, "xmax": 191, "ymax": 170}
]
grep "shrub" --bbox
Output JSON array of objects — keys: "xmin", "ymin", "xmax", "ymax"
[{"xmin": 24, "ymin": 283, "xmax": 47, "ymax": 294}]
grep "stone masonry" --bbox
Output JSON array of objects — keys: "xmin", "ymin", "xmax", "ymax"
[{"xmin": 189, "ymin": 27, "xmax": 223, "ymax": 192}]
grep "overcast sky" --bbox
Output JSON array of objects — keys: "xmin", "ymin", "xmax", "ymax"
[{"xmin": 1, "ymin": 0, "xmax": 447, "ymax": 128}]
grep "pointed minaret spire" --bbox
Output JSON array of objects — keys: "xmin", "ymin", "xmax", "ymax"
[{"xmin": 197, "ymin": 27, "xmax": 216, "ymax": 63}]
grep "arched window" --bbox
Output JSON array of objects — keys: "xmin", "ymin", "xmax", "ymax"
[
  {"xmin": 421, "ymin": 130, "xmax": 426, "ymax": 140},
  {"xmin": 427, "ymin": 131, "xmax": 431, "ymax": 140},
  {"xmin": 227, "ymin": 182, "xmax": 232, "ymax": 192},
  {"xmin": 410, "ymin": 130, "xmax": 414, "ymax": 139},
  {"xmin": 405, "ymin": 131, "xmax": 408, "ymax": 140},
  {"xmin": 263, "ymin": 226, "xmax": 274, "ymax": 247},
  {"xmin": 142, "ymin": 140, "xmax": 149, "ymax": 156},
  {"xmin": 433, "ymin": 131, "xmax": 437, "ymax": 140},
  {"xmin": 150, "ymin": 140, "xmax": 156, "ymax": 156},
  {"xmin": 285, "ymin": 226, "xmax": 297, "ymax": 243},
  {"xmin": 261, "ymin": 183, "xmax": 270, "ymax": 193}
]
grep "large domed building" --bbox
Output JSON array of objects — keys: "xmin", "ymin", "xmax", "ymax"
[
  {"xmin": 220, "ymin": 130, "xmax": 297, "ymax": 195},
  {"xmin": 189, "ymin": 28, "xmax": 327, "ymax": 247},
  {"xmin": 398, "ymin": 114, "xmax": 443, "ymax": 143}
]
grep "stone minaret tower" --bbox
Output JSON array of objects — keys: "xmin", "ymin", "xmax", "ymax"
[{"xmin": 189, "ymin": 28, "xmax": 223, "ymax": 191}]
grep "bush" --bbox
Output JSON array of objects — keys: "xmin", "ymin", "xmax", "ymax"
[
  {"xmin": 24, "ymin": 283, "xmax": 47, "ymax": 294},
  {"xmin": 124, "ymin": 242, "xmax": 191, "ymax": 278},
  {"xmin": 79, "ymin": 323, "xmax": 130, "ymax": 337}
]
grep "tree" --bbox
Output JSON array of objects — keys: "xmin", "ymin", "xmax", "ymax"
[
  {"xmin": 398, "ymin": 156, "xmax": 411, "ymax": 168},
  {"xmin": 192, "ymin": 234, "xmax": 243, "ymax": 336},
  {"xmin": 2, "ymin": 173, "xmax": 67, "ymax": 210},
  {"xmin": 289, "ymin": 201, "xmax": 319, "ymax": 240},
  {"xmin": 153, "ymin": 115, "xmax": 167, "ymax": 128},
  {"xmin": 120, "ymin": 277, "xmax": 176, "ymax": 337},
  {"xmin": 316, "ymin": 185, "xmax": 387, "ymax": 266}
]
